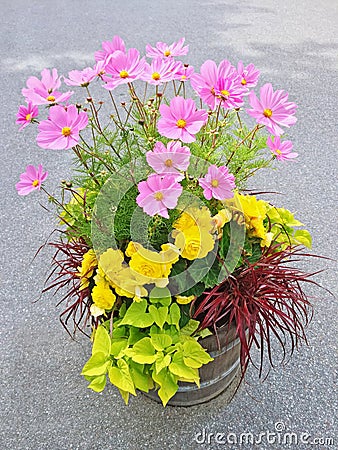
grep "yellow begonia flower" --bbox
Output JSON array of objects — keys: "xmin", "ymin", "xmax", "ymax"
[
  {"xmin": 226, "ymin": 192, "xmax": 269, "ymax": 241},
  {"xmin": 173, "ymin": 225, "xmax": 215, "ymax": 260},
  {"xmin": 125, "ymin": 241, "xmax": 142, "ymax": 258},
  {"xmin": 174, "ymin": 206, "xmax": 214, "ymax": 233},
  {"xmin": 261, "ymin": 231, "xmax": 274, "ymax": 248},
  {"xmin": 112, "ymin": 267, "xmax": 148, "ymax": 300},
  {"xmin": 92, "ymin": 279, "xmax": 116, "ymax": 310},
  {"xmin": 172, "ymin": 207, "xmax": 216, "ymax": 260},
  {"xmin": 176, "ymin": 295, "xmax": 195, "ymax": 305},
  {"xmin": 212, "ymin": 208, "xmax": 232, "ymax": 229},
  {"xmin": 78, "ymin": 249, "xmax": 98, "ymax": 290},
  {"xmin": 98, "ymin": 248, "xmax": 125, "ymax": 284},
  {"xmin": 128, "ymin": 242, "xmax": 180, "ymax": 287}
]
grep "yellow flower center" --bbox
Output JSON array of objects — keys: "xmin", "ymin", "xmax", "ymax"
[
  {"xmin": 164, "ymin": 50, "xmax": 171, "ymax": 57},
  {"xmin": 241, "ymin": 78, "xmax": 247, "ymax": 85},
  {"xmin": 152, "ymin": 72, "xmax": 161, "ymax": 80},
  {"xmin": 32, "ymin": 180, "xmax": 39, "ymax": 187},
  {"xmin": 165, "ymin": 159, "xmax": 173, "ymax": 167},
  {"xmin": 275, "ymin": 149, "xmax": 282, "ymax": 155},
  {"xmin": 176, "ymin": 119, "xmax": 186, "ymax": 128},
  {"xmin": 220, "ymin": 90, "xmax": 230, "ymax": 97},
  {"xmin": 119, "ymin": 70, "xmax": 129, "ymax": 78},
  {"xmin": 211, "ymin": 179, "xmax": 219, "ymax": 188},
  {"xmin": 46, "ymin": 95, "xmax": 56, "ymax": 102},
  {"xmin": 62, "ymin": 127, "xmax": 72, "ymax": 136},
  {"xmin": 181, "ymin": 75, "xmax": 187, "ymax": 80},
  {"xmin": 25, "ymin": 113, "xmax": 32, "ymax": 121},
  {"xmin": 263, "ymin": 108, "xmax": 273, "ymax": 118},
  {"xmin": 154, "ymin": 192, "xmax": 164, "ymax": 201}
]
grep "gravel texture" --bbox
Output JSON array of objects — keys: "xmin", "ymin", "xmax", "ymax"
[{"xmin": 0, "ymin": 1, "xmax": 337, "ymax": 449}]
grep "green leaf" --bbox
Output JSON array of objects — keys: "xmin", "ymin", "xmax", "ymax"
[
  {"xmin": 127, "ymin": 337, "xmax": 157, "ymax": 364},
  {"xmin": 87, "ymin": 374, "xmax": 106, "ymax": 393},
  {"xmin": 110, "ymin": 339, "xmax": 128, "ymax": 358},
  {"xmin": 119, "ymin": 299, "xmax": 154, "ymax": 328},
  {"xmin": 108, "ymin": 359, "xmax": 136, "ymax": 396},
  {"xmin": 169, "ymin": 352, "xmax": 200, "ymax": 384},
  {"xmin": 180, "ymin": 319, "xmax": 200, "ymax": 336},
  {"xmin": 149, "ymin": 305, "xmax": 168, "ymax": 329},
  {"xmin": 180, "ymin": 282, "xmax": 205, "ymax": 298},
  {"xmin": 128, "ymin": 326, "xmax": 147, "ymax": 345},
  {"xmin": 196, "ymin": 328, "xmax": 213, "ymax": 339},
  {"xmin": 219, "ymin": 223, "xmax": 231, "ymax": 260},
  {"xmin": 293, "ymin": 229, "xmax": 312, "ymax": 248},
  {"xmin": 152, "ymin": 368, "xmax": 178, "ymax": 407},
  {"xmin": 155, "ymin": 352, "xmax": 171, "ymax": 374},
  {"xmin": 168, "ymin": 303, "xmax": 181, "ymax": 330},
  {"xmin": 118, "ymin": 389, "xmax": 130, "ymax": 405},
  {"xmin": 129, "ymin": 361, "xmax": 150, "ymax": 392},
  {"xmin": 149, "ymin": 286, "xmax": 172, "ymax": 306},
  {"xmin": 112, "ymin": 325, "xmax": 127, "ymax": 339},
  {"xmin": 81, "ymin": 352, "xmax": 110, "ymax": 377},
  {"xmin": 151, "ymin": 334, "xmax": 172, "ymax": 351},
  {"xmin": 268, "ymin": 207, "xmax": 303, "ymax": 227},
  {"xmin": 92, "ymin": 326, "xmax": 111, "ymax": 357},
  {"xmin": 182, "ymin": 340, "xmax": 213, "ymax": 368}
]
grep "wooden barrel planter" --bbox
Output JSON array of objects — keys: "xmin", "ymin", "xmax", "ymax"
[{"xmin": 144, "ymin": 323, "xmax": 244, "ymax": 407}]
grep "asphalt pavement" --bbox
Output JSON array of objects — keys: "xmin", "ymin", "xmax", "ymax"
[{"xmin": 1, "ymin": 1, "xmax": 337, "ymax": 449}]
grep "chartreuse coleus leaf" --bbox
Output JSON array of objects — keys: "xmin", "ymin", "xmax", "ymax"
[
  {"xmin": 129, "ymin": 361, "xmax": 152, "ymax": 392},
  {"xmin": 169, "ymin": 351, "xmax": 200, "ymax": 385},
  {"xmin": 149, "ymin": 305, "xmax": 168, "ymax": 329},
  {"xmin": 124, "ymin": 337, "xmax": 157, "ymax": 364},
  {"xmin": 118, "ymin": 299, "xmax": 154, "ymax": 328},
  {"xmin": 108, "ymin": 359, "xmax": 136, "ymax": 403},
  {"xmin": 182, "ymin": 339, "xmax": 213, "ymax": 368},
  {"xmin": 167, "ymin": 303, "xmax": 180, "ymax": 330},
  {"xmin": 92, "ymin": 325, "xmax": 111, "ymax": 357},
  {"xmin": 267, "ymin": 206, "xmax": 303, "ymax": 227},
  {"xmin": 151, "ymin": 333, "xmax": 172, "ymax": 351},
  {"xmin": 149, "ymin": 286, "xmax": 171, "ymax": 306},
  {"xmin": 152, "ymin": 368, "xmax": 178, "ymax": 407},
  {"xmin": 81, "ymin": 352, "xmax": 111, "ymax": 377},
  {"xmin": 155, "ymin": 352, "xmax": 171, "ymax": 374},
  {"xmin": 87, "ymin": 375, "xmax": 107, "ymax": 393},
  {"xmin": 293, "ymin": 229, "xmax": 312, "ymax": 248},
  {"xmin": 110, "ymin": 339, "xmax": 128, "ymax": 358}
]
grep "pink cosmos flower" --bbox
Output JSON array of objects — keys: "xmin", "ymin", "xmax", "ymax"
[
  {"xmin": 94, "ymin": 35, "xmax": 126, "ymax": 62},
  {"xmin": 158, "ymin": 96, "xmax": 208, "ymax": 143},
  {"xmin": 146, "ymin": 141, "xmax": 191, "ymax": 180},
  {"xmin": 37, "ymin": 105, "xmax": 88, "ymax": 150},
  {"xmin": 214, "ymin": 77, "xmax": 247, "ymax": 109},
  {"xmin": 146, "ymin": 38, "xmax": 189, "ymax": 59},
  {"xmin": 199, "ymin": 165, "xmax": 236, "ymax": 200},
  {"xmin": 103, "ymin": 49, "xmax": 146, "ymax": 90},
  {"xmin": 137, "ymin": 174, "xmax": 183, "ymax": 219},
  {"xmin": 64, "ymin": 67, "xmax": 98, "ymax": 87},
  {"xmin": 93, "ymin": 60, "xmax": 106, "ymax": 77},
  {"xmin": 16, "ymin": 102, "xmax": 39, "ymax": 130},
  {"xmin": 190, "ymin": 59, "xmax": 241, "ymax": 110},
  {"xmin": 141, "ymin": 58, "xmax": 182, "ymax": 85},
  {"xmin": 247, "ymin": 83, "xmax": 297, "ymax": 136},
  {"xmin": 237, "ymin": 61, "xmax": 260, "ymax": 88},
  {"xmin": 176, "ymin": 65, "xmax": 194, "ymax": 82},
  {"xmin": 22, "ymin": 68, "xmax": 73, "ymax": 106},
  {"xmin": 15, "ymin": 164, "xmax": 48, "ymax": 196},
  {"xmin": 267, "ymin": 136, "xmax": 298, "ymax": 161}
]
